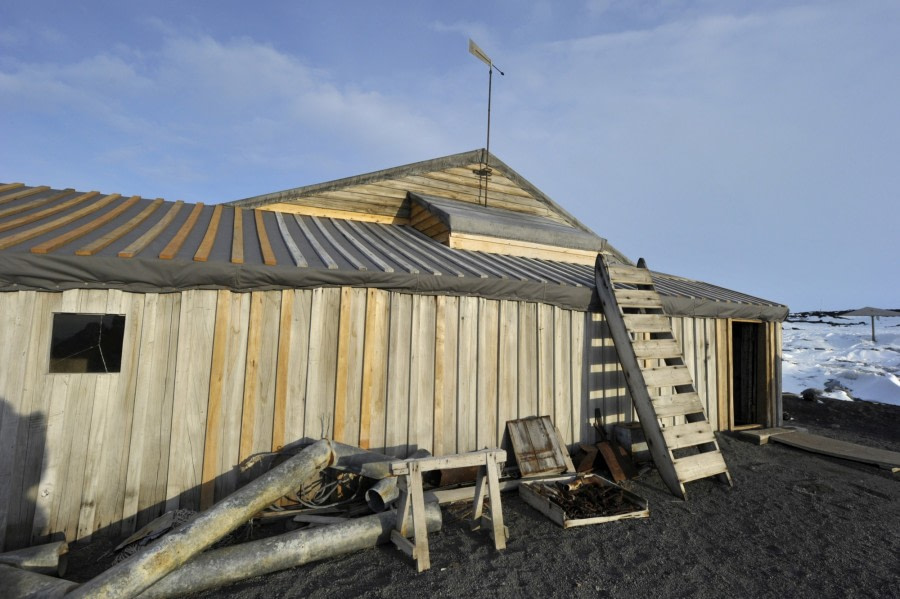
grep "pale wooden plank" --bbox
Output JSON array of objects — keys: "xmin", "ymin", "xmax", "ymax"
[
  {"xmin": 497, "ymin": 300, "xmax": 518, "ymax": 447},
  {"xmin": 623, "ymin": 314, "xmax": 671, "ymax": 334},
  {"xmin": 517, "ymin": 302, "xmax": 538, "ymax": 419},
  {"xmin": 159, "ymin": 203, "xmax": 204, "ymax": 260},
  {"xmin": 537, "ymin": 303, "xmax": 554, "ymax": 420},
  {"xmin": 437, "ymin": 296, "xmax": 459, "ymax": 455},
  {"xmin": 294, "ymin": 215, "xmax": 338, "ymax": 270},
  {"xmin": 116, "ymin": 200, "xmax": 182, "ymax": 258},
  {"xmin": 332, "ymin": 287, "xmax": 354, "ymax": 443},
  {"xmin": 409, "ymin": 295, "xmax": 436, "ymax": 454},
  {"xmin": 704, "ymin": 318, "xmax": 719, "ymax": 431},
  {"xmin": 201, "ymin": 290, "xmax": 232, "ymax": 510},
  {"xmin": 632, "ymin": 338, "xmax": 683, "ymax": 360},
  {"xmin": 476, "ymin": 298, "xmax": 500, "ymax": 449},
  {"xmin": 650, "ymin": 393, "xmax": 706, "ymax": 419},
  {"xmin": 166, "ymin": 290, "xmax": 216, "ymax": 511},
  {"xmin": 716, "ymin": 319, "xmax": 732, "ymax": 431},
  {"xmin": 359, "ymin": 289, "xmax": 389, "ymax": 450},
  {"xmin": 662, "ymin": 421, "xmax": 717, "ymax": 450},
  {"xmin": 274, "ymin": 212, "xmax": 308, "ymax": 267},
  {"xmin": 673, "ymin": 450, "xmax": 728, "ymax": 483},
  {"xmin": 553, "ymin": 307, "xmax": 572, "ymax": 444},
  {"xmin": 304, "ymin": 288, "xmax": 340, "ymax": 441},
  {"xmin": 432, "ymin": 296, "xmax": 446, "ymax": 455},
  {"xmin": 612, "ymin": 289, "xmax": 663, "ymax": 309},
  {"xmin": 87, "ymin": 291, "xmax": 144, "ymax": 538},
  {"xmin": 272, "ymin": 289, "xmax": 294, "ymax": 452},
  {"xmin": 75, "ymin": 198, "xmax": 160, "ymax": 256},
  {"xmin": 120, "ymin": 293, "xmax": 178, "ymax": 535},
  {"xmin": 0, "ymin": 189, "xmax": 74, "ymax": 222},
  {"xmin": 456, "ymin": 296, "xmax": 478, "ymax": 452},
  {"xmin": 385, "ymin": 293, "xmax": 413, "ymax": 456},
  {"xmin": 31, "ymin": 195, "xmax": 138, "ymax": 254},
  {"xmin": 282, "ymin": 290, "xmax": 312, "ymax": 447},
  {"xmin": 607, "ymin": 266, "xmax": 653, "ymax": 285},
  {"xmin": 641, "ymin": 365, "xmax": 694, "ymax": 388},
  {"xmin": 341, "ymin": 288, "xmax": 368, "ymax": 447},
  {"xmin": 0, "ymin": 193, "xmax": 117, "ymax": 250}
]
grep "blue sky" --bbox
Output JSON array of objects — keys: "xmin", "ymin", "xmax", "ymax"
[{"xmin": 2, "ymin": 1, "xmax": 897, "ymax": 310}]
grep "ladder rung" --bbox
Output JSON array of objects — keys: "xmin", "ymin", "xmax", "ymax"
[
  {"xmin": 650, "ymin": 392, "xmax": 706, "ymax": 418},
  {"xmin": 608, "ymin": 266, "xmax": 653, "ymax": 285},
  {"xmin": 662, "ymin": 422, "xmax": 717, "ymax": 450},
  {"xmin": 623, "ymin": 314, "xmax": 671, "ymax": 333},
  {"xmin": 673, "ymin": 451, "xmax": 728, "ymax": 483},
  {"xmin": 641, "ymin": 365, "xmax": 694, "ymax": 388},
  {"xmin": 613, "ymin": 289, "xmax": 663, "ymax": 309},
  {"xmin": 632, "ymin": 339, "xmax": 682, "ymax": 360}
]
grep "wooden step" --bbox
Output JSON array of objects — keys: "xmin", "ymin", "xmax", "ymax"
[
  {"xmin": 662, "ymin": 422, "xmax": 717, "ymax": 450},
  {"xmin": 632, "ymin": 339, "xmax": 682, "ymax": 360},
  {"xmin": 623, "ymin": 314, "xmax": 671, "ymax": 334},
  {"xmin": 613, "ymin": 289, "xmax": 663, "ymax": 309},
  {"xmin": 650, "ymin": 392, "xmax": 706, "ymax": 418},
  {"xmin": 673, "ymin": 451, "xmax": 728, "ymax": 484},
  {"xmin": 641, "ymin": 365, "xmax": 694, "ymax": 388},
  {"xmin": 608, "ymin": 266, "xmax": 653, "ymax": 285}
]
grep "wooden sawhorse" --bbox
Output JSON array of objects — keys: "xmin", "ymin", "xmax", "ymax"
[{"xmin": 389, "ymin": 448, "xmax": 507, "ymax": 572}]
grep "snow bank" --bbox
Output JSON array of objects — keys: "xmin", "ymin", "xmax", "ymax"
[{"xmin": 782, "ymin": 313, "xmax": 900, "ymax": 406}]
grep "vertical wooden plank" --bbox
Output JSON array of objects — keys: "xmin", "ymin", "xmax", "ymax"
[
  {"xmin": 332, "ymin": 288, "xmax": 354, "ymax": 443},
  {"xmin": 304, "ymin": 288, "xmax": 340, "ymax": 441},
  {"xmin": 537, "ymin": 303, "xmax": 554, "ymax": 420},
  {"xmin": 570, "ymin": 310, "xmax": 585, "ymax": 445},
  {"xmin": 239, "ymin": 291, "xmax": 282, "ymax": 462},
  {"xmin": 359, "ymin": 289, "xmax": 389, "ymax": 450},
  {"xmin": 342, "ymin": 289, "xmax": 368, "ymax": 447},
  {"xmin": 476, "ymin": 298, "xmax": 499, "ymax": 449},
  {"xmin": 517, "ymin": 302, "xmax": 538, "ymax": 419},
  {"xmin": 497, "ymin": 301, "xmax": 518, "ymax": 447},
  {"xmin": 432, "ymin": 296, "xmax": 446, "ymax": 455},
  {"xmin": 409, "ymin": 296, "xmax": 436, "ymax": 455},
  {"xmin": 385, "ymin": 293, "xmax": 412, "ymax": 457},
  {"xmin": 704, "ymin": 318, "xmax": 719, "ymax": 430},
  {"xmin": 773, "ymin": 321, "xmax": 783, "ymax": 427},
  {"xmin": 216, "ymin": 292, "xmax": 251, "ymax": 499},
  {"xmin": 201, "ymin": 291, "xmax": 232, "ymax": 510},
  {"xmin": 456, "ymin": 296, "xmax": 478, "ymax": 452},
  {"xmin": 438, "ymin": 296, "xmax": 459, "ymax": 456},
  {"xmin": 272, "ymin": 290, "xmax": 294, "ymax": 452},
  {"xmin": 166, "ymin": 290, "xmax": 216, "ymax": 511},
  {"xmin": 0, "ymin": 291, "xmax": 37, "ymax": 550},
  {"xmin": 282, "ymin": 290, "xmax": 312, "ymax": 446},
  {"xmin": 552, "ymin": 307, "xmax": 572, "ymax": 444},
  {"xmin": 716, "ymin": 319, "xmax": 731, "ymax": 431},
  {"xmin": 120, "ymin": 293, "xmax": 180, "ymax": 535}
]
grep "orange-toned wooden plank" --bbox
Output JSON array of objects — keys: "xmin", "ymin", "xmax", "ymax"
[
  {"xmin": 0, "ymin": 189, "xmax": 75, "ymax": 222},
  {"xmin": 75, "ymin": 197, "xmax": 161, "ymax": 255},
  {"xmin": 31, "ymin": 194, "xmax": 137, "ymax": 254},
  {"xmin": 159, "ymin": 202, "xmax": 204, "ymax": 260},
  {"xmin": 231, "ymin": 207, "xmax": 244, "ymax": 264},
  {"xmin": 0, "ymin": 182, "xmax": 24, "ymax": 194},
  {"xmin": 117, "ymin": 200, "xmax": 183, "ymax": 258},
  {"xmin": 332, "ymin": 287, "xmax": 353, "ymax": 442},
  {"xmin": 254, "ymin": 209, "xmax": 277, "ymax": 266},
  {"xmin": 194, "ymin": 204, "xmax": 222, "ymax": 262},
  {"xmin": 0, "ymin": 192, "xmax": 115, "ymax": 250},
  {"xmin": 272, "ymin": 289, "xmax": 294, "ymax": 452},
  {"xmin": 201, "ymin": 290, "xmax": 231, "ymax": 510},
  {"xmin": 0, "ymin": 185, "xmax": 49, "ymax": 207},
  {"xmin": 0, "ymin": 191, "xmax": 97, "ymax": 234}
]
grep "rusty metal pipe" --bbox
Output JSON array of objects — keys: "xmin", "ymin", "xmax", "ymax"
[
  {"xmin": 67, "ymin": 439, "xmax": 334, "ymax": 599},
  {"xmin": 137, "ymin": 502, "xmax": 442, "ymax": 598}
]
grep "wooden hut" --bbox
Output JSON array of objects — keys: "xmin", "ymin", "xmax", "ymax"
[{"xmin": 0, "ymin": 150, "xmax": 787, "ymax": 550}]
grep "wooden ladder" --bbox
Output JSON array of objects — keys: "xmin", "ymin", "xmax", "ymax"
[{"xmin": 594, "ymin": 254, "xmax": 731, "ymax": 499}]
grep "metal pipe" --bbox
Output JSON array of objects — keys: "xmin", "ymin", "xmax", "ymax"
[
  {"xmin": 67, "ymin": 439, "xmax": 334, "ymax": 599},
  {"xmin": 0, "ymin": 540, "xmax": 68, "ymax": 576},
  {"xmin": 0, "ymin": 563, "xmax": 77, "ymax": 598},
  {"xmin": 365, "ymin": 477, "xmax": 399, "ymax": 512},
  {"xmin": 137, "ymin": 502, "xmax": 442, "ymax": 599}
]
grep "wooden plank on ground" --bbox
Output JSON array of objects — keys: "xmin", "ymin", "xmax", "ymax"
[
  {"xmin": 772, "ymin": 432, "xmax": 900, "ymax": 472},
  {"xmin": 507, "ymin": 416, "xmax": 569, "ymax": 478}
]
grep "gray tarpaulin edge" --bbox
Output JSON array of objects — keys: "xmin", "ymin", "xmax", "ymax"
[{"xmin": 0, "ymin": 253, "xmax": 788, "ymax": 321}]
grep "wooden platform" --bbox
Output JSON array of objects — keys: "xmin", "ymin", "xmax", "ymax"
[
  {"xmin": 771, "ymin": 432, "xmax": 900, "ymax": 472},
  {"xmin": 738, "ymin": 427, "xmax": 806, "ymax": 445}
]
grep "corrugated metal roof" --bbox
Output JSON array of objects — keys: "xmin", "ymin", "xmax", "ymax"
[{"xmin": 0, "ymin": 183, "xmax": 788, "ymax": 320}]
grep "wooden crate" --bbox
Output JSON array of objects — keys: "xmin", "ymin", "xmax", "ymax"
[{"xmin": 519, "ymin": 474, "xmax": 649, "ymax": 528}]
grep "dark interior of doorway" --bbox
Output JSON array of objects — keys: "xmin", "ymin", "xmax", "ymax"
[{"xmin": 732, "ymin": 321, "xmax": 766, "ymax": 427}]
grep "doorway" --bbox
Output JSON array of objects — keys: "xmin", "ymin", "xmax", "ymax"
[{"xmin": 731, "ymin": 321, "xmax": 767, "ymax": 428}]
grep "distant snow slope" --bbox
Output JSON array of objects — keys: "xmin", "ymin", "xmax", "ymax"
[{"xmin": 782, "ymin": 312, "xmax": 900, "ymax": 406}]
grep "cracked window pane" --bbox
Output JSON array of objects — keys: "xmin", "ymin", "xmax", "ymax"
[{"xmin": 49, "ymin": 313, "xmax": 125, "ymax": 373}]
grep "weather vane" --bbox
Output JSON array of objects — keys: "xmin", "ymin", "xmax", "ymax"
[{"xmin": 468, "ymin": 39, "xmax": 504, "ymax": 205}]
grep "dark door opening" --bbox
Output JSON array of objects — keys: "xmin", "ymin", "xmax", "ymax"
[{"xmin": 731, "ymin": 321, "xmax": 767, "ymax": 427}]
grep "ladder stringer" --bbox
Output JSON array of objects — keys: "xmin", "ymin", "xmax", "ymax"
[{"xmin": 593, "ymin": 254, "xmax": 731, "ymax": 499}]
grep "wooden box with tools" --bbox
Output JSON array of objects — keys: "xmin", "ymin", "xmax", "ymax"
[{"xmin": 519, "ymin": 474, "xmax": 649, "ymax": 528}]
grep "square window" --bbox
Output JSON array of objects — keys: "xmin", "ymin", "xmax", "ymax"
[{"xmin": 49, "ymin": 313, "xmax": 126, "ymax": 373}]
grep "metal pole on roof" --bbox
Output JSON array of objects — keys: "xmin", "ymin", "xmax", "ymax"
[{"xmin": 469, "ymin": 39, "xmax": 504, "ymax": 206}]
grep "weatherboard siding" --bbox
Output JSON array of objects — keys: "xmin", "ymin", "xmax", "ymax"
[{"xmin": 0, "ymin": 287, "xmax": 730, "ymax": 549}]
